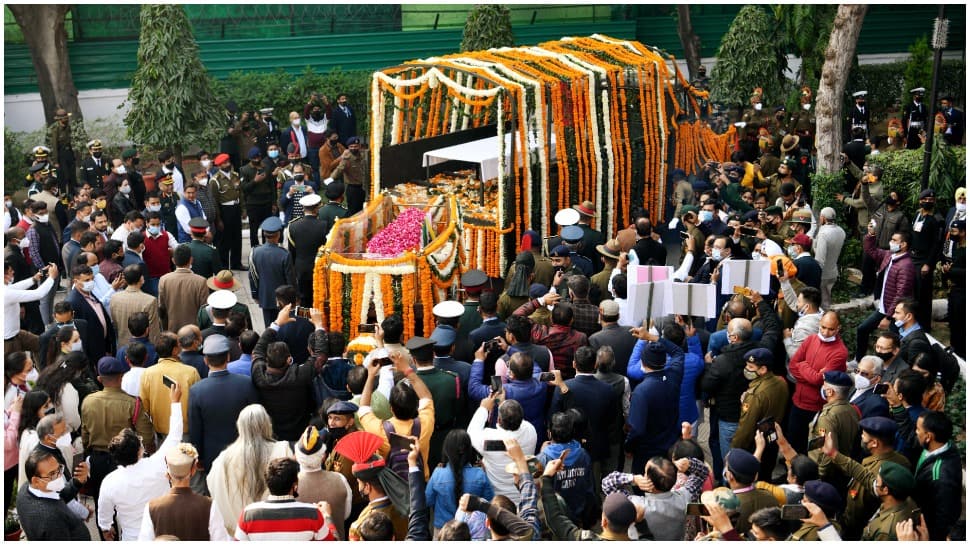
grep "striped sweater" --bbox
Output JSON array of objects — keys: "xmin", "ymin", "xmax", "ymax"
[{"xmin": 235, "ymin": 496, "xmax": 335, "ymax": 541}]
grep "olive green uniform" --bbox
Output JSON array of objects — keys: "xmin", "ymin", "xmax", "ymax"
[
  {"xmin": 829, "ymin": 450, "xmax": 912, "ymax": 538},
  {"xmin": 590, "ymin": 263, "xmax": 615, "ymax": 304},
  {"xmin": 735, "ymin": 488, "xmax": 778, "ymax": 534},
  {"xmin": 670, "ymin": 179, "xmax": 694, "ymax": 218},
  {"xmin": 861, "ymin": 498, "xmax": 917, "ymax": 541},
  {"xmin": 187, "ymin": 238, "xmax": 223, "ymax": 279},
  {"xmin": 416, "ymin": 367, "xmax": 460, "ymax": 470},
  {"xmin": 457, "ymin": 301, "xmax": 483, "ymax": 339},
  {"xmin": 809, "ymin": 400, "xmax": 860, "ymax": 478},
  {"xmin": 732, "ymin": 372, "xmax": 789, "ymax": 450},
  {"xmin": 790, "ymin": 520, "xmax": 841, "ymax": 541},
  {"xmin": 788, "ymin": 108, "xmax": 816, "ymax": 136}
]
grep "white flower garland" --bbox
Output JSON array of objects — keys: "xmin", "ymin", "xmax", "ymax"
[
  {"xmin": 655, "ymin": 62, "xmax": 667, "ymax": 219},
  {"xmin": 330, "ymin": 262, "xmax": 416, "ymax": 276},
  {"xmin": 371, "ymin": 73, "xmax": 384, "ymax": 197}
]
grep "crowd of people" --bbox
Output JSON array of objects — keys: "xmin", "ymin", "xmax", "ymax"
[{"xmin": 3, "ymin": 81, "xmax": 968, "ymax": 542}]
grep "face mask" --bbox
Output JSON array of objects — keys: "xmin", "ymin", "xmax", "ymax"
[
  {"xmin": 36, "ymin": 214, "xmax": 49, "ymax": 223},
  {"xmin": 116, "ymin": 166, "xmax": 127, "ymax": 175},
  {"xmin": 743, "ymin": 369, "xmax": 758, "ymax": 381},
  {"xmin": 819, "ymin": 386, "xmax": 828, "ymax": 401},
  {"xmin": 817, "ymin": 333, "xmax": 836, "ymax": 343},
  {"xmin": 268, "ymin": 150, "xmax": 279, "ymax": 159},
  {"xmin": 889, "ymin": 242, "xmax": 901, "ymax": 253},
  {"xmin": 120, "ymin": 186, "xmax": 131, "ymax": 195},
  {"xmin": 328, "ymin": 426, "xmax": 349, "ymax": 442},
  {"xmin": 291, "ymin": 119, "xmax": 301, "ymax": 127},
  {"xmin": 198, "ymin": 178, "xmax": 208, "ymax": 187},
  {"xmin": 70, "ymin": 340, "xmax": 83, "ymax": 352},
  {"xmin": 861, "ymin": 437, "xmax": 872, "ymax": 453},
  {"xmin": 699, "ymin": 210, "xmax": 714, "ymax": 223},
  {"xmin": 165, "ymin": 162, "xmax": 175, "ymax": 170},
  {"xmin": 788, "ymin": 246, "xmax": 798, "ymax": 258},
  {"xmin": 796, "ymin": 304, "xmax": 806, "ymax": 318},
  {"xmin": 93, "ymin": 152, "xmax": 103, "ymax": 159},
  {"xmin": 91, "ymin": 264, "xmax": 100, "ymax": 276},
  {"xmin": 5, "ymin": 200, "xmax": 11, "ymax": 208},
  {"xmin": 872, "ymin": 480, "xmax": 881, "ymax": 497},
  {"xmin": 147, "ymin": 204, "xmax": 161, "ymax": 212},
  {"xmin": 875, "ymin": 351, "xmax": 894, "ymax": 362},
  {"xmin": 81, "ymin": 280, "xmax": 95, "ymax": 292},
  {"xmin": 920, "ymin": 201, "xmax": 934, "ymax": 210},
  {"xmin": 893, "ymin": 319, "xmax": 905, "ymax": 329},
  {"xmin": 294, "ymin": 174, "xmax": 305, "ymax": 183},
  {"xmin": 752, "ymin": 253, "xmax": 762, "ymax": 261},
  {"xmin": 310, "ymin": 112, "xmax": 323, "ymax": 121},
  {"xmin": 147, "ymin": 225, "xmax": 162, "ymax": 236},
  {"xmin": 200, "ymin": 159, "xmax": 212, "ymax": 169},
  {"xmin": 45, "ymin": 475, "xmax": 67, "ymax": 493},
  {"xmin": 351, "ymin": 149, "xmax": 361, "ymax": 156},
  {"xmin": 957, "ymin": 203, "xmax": 966, "ymax": 212},
  {"xmin": 19, "ymin": 237, "xmax": 30, "ymax": 250},
  {"xmin": 853, "ymin": 373, "xmax": 871, "ymax": 391},
  {"xmin": 754, "ymin": 103, "xmax": 763, "ymax": 111},
  {"xmin": 710, "ymin": 248, "xmax": 723, "ymax": 261},
  {"xmin": 44, "ymin": 405, "xmax": 56, "ymax": 415},
  {"xmin": 803, "ymin": 103, "xmax": 811, "ymax": 111}
]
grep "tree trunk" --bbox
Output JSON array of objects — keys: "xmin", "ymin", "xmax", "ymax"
[
  {"xmin": 676, "ymin": 5, "xmax": 702, "ymax": 81},
  {"xmin": 815, "ymin": 4, "xmax": 867, "ymax": 173},
  {"xmin": 9, "ymin": 5, "xmax": 83, "ymax": 125}
]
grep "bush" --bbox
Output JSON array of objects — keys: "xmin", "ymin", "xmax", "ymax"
[
  {"xmin": 460, "ymin": 5, "xmax": 514, "ymax": 53},
  {"xmin": 847, "ymin": 59, "xmax": 964, "ymax": 125},
  {"xmin": 945, "ymin": 376, "xmax": 966, "ymax": 458},
  {"xmin": 866, "ymin": 142, "xmax": 966, "ymax": 216},
  {"xmin": 4, "ymin": 128, "xmax": 28, "ymax": 187}
]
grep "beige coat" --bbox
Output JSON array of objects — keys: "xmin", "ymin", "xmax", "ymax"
[
  {"xmin": 109, "ymin": 286, "xmax": 161, "ymax": 348},
  {"xmin": 207, "ymin": 440, "xmax": 292, "ymax": 534},
  {"xmin": 157, "ymin": 268, "xmax": 209, "ymax": 332}
]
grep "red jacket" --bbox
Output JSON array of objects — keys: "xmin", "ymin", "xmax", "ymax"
[
  {"xmin": 788, "ymin": 334, "xmax": 848, "ymax": 412},
  {"xmin": 863, "ymin": 234, "xmax": 915, "ymax": 316},
  {"xmin": 143, "ymin": 231, "xmax": 173, "ymax": 278}
]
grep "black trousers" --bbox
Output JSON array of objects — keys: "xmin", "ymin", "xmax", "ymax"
[
  {"xmin": 297, "ymin": 267, "xmax": 314, "ymax": 308},
  {"xmin": 346, "ymin": 184, "xmax": 366, "ymax": 215},
  {"xmin": 949, "ymin": 290, "xmax": 966, "ymax": 358},
  {"xmin": 219, "ymin": 204, "xmax": 243, "ymax": 268},
  {"xmin": 860, "ymin": 251, "xmax": 877, "ymax": 295},
  {"xmin": 5, "ymin": 465, "xmax": 16, "ymax": 516},
  {"xmin": 911, "ymin": 260, "xmax": 934, "ymax": 329},
  {"xmin": 247, "ymin": 204, "xmax": 273, "ymax": 250},
  {"xmin": 787, "ymin": 405, "xmax": 817, "ymax": 455}
]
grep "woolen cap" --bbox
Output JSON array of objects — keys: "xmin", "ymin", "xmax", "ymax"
[
  {"xmin": 165, "ymin": 443, "xmax": 199, "ymax": 477},
  {"xmin": 247, "ymin": 147, "xmax": 262, "ymax": 160},
  {"xmin": 599, "ymin": 299, "xmax": 620, "ymax": 319},
  {"xmin": 859, "ymin": 417, "xmax": 899, "ymax": 443},
  {"xmin": 641, "ymin": 342, "xmax": 667, "ymax": 369},
  {"xmin": 878, "ymin": 461, "xmax": 915, "ymax": 494},
  {"xmin": 823, "ymin": 370, "xmax": 853, "ymax": 388}
]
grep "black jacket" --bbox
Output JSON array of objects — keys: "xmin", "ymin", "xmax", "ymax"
[
  {"xmin": 912, "ymin": 443, "xmax": 962, "ymax": 540},
  {"xmin": 251, "ymin": 327, "xmax": 316, "ymax": 441}
]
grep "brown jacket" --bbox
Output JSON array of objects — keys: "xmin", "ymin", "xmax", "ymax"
[
  {"xmin": 147, "ymin": 486, "xmax": 214, "ymax": 541},
  {"xmin": 110, "ymin": 286, "xmax": 161, "ymax": 347},
  {"xmin": 158, "ymin": 268, "xmax": 210, "ymax": 331}
]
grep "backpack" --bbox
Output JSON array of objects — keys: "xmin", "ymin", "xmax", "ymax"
[
  {"xmin": 930, "ymin": 343, "xmax": 961, "ymax": 394},
  {"xmin": 382, "ymin": 419, "xmax": 422, "ymax": 481}
]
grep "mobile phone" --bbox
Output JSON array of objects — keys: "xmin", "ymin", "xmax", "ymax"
[
  {"xmin": 807, "ymin": 435, "xmax": 825, "ymax": 451},
  {"xmin": 679, "ymin": 231, "xmax": 689, "ymax": 240},
  {"xmin": 757, "ymin": 417, "xmax": 777, "ymax": 442},
  {"xmin": 358, "ymin": 323, "xmax": 376, "ymax": 334},
  {"xmin": 781, "ymin": 504, "xmax": 810, "ymax": 520},
  {"xmin": 873, "ymin": 383, "xmax": 889, "ymax": 395},
  {"xmin": 483, "ymin": 439, "xmax": 506, "ymax": 452},
  {"xmin": 740, "ymin": 226, "xmax": 759, "ymax": 237},
  {"xmin": 388, "ymin": 432, "xmax": 414, "ymax": 454},
  {"xmin": 485, "ymin": 339, "xmax": 501, "ymax": 353},
  {"xmin": 538, "ymin": 372, "xmax": 556, "ymax": 382},
  {"xmin": 910, "ymin": 508, "xmax": 922, "ymax": 527},
  {"xmin": 776, "ymin": 258, "xmax": 784, "ymax": 277},
  {"xmin": 686, "ymin": 503, "xmax": 710, "ymax": 516},
  {"xmin": 162, "ymin": 375, "xmax": 176, "ymax": 389},
  {"xmin": 294, "ymin": 306, "xmax": 313, "ymax": 318},
  {"xmin": 490, "ymin": 375, "xmax": 503, "ymax": 394}
]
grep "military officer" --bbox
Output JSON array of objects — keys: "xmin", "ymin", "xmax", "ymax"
[
  {"xmin": 544, "ymin": 207, "xmax": 580, "ymax": 258},
  {"xmin": 669, "ymin": 168, "xmax": 694, "ymax": 219},
  {"xmin": 808, "ymin": 371, "xmax": 860, "ymax": 480},
  {"xmin": 561, "ymin": 224, "xmax": 593, "ymax": 276},
  {"xmin": 903, "ymin": 87, "xmax": 928, "ymax": 150},
  {"xmin": 239, "ymin": 147, "xmax": 275, "ymax": 250},
  {"xmin": 861, "ymin": 462, "xmax": 918, "ymax": 541},
  {"xmin": 909, "ymin": 189, "xmax": 943, "ymax": 328},
  {"xmin": 408, "ymin": 335, "xmax": 460, "ymax": 470},
  {"xmin": 47, "ymin": 109, "xmax": 76, "ymax": 189},
  {"xmin": 789, "ymin": 480, "xmax": 844, "ymax": 541},
  {"xmin": 287, "ymin": 193, "xmax": 327, "ymax": 306},
  {"xmin": 26, "ymin": 163, "xmax": 48, "ymax": 198},
  {"xmin": 258, "ymin": 107, "xmax": 281, "ymax": 155},
  {"xmin": 590, "ymin": 239, "xmax": 620, "ymax": 302},
  {"xmin": 573, "ymin": 200, "xmax": 605, "ymax": 273},
  {"xmin": 209, "ymin": 153, "xmax": 244, "ymax": 270},
  {"xmin": 847, "ymin": 91, "xmax": 870, "ymax": 142},
  {"xmin": 156, "ymin": 174, "xmax": 180, "ymax": 235},
  {"xmin": 457, "ymin": 269, "xmax": 488, "ymax": 338},
  {"xmin": 249, "ymin": 216, "xmax": 293, "ymax": 328},
  {"xmin": 731, "ymin": 348, "xmax": 789, "ymax": 479},
  {"xmin": 820, "ymin": 416, "xmax": 912, "ymax": 539},
  {"xmin": 788, "ymin": 86, "xmax": 816, "ymax": 140},
  {"xmin": 740, "ymin": 87, "xmax": 767, "ymax": 140},
  {"xmin": 81, "ymin": 139, "xmax": 110, "ymax": 191},
  {"xmin": 186, "ymin": 217, "xmax": 222, "ymax": 279},
  {"xmin": 317, "ymin": 182, "xmax": 348, "ymax": 242},
  {"xmin": 550, "ymin": 244, "xmax": 585, "ymax": 300}
]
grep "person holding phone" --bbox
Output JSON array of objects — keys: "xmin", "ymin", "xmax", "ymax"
[
  {"xmin": 787, "ymin": 480, "xmax": 844, "ymax": 540},
  {"xmin": 807, "ymin": 372, "xmax": 859, "ymax": 476},
  {"xmin": 731, "ymin": 348, "xmax": 788, "ymax": 480},
  {"xmin": 467, "ymin": 393, "xmax": 537, "ymax": 503}
]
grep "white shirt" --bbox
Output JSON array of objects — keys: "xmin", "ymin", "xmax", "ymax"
[
  {"xmin": 121, "ymin": 367, "xmax": 147, "ymax": 397},
  {"xmin": 97, "ymin": 402, "xmax": 183, "ymax": 541},
  {"xmin": 466, "ymin": 406, "xmax": 537, "ymax": 503},
  {"xmin": 91, "ymin": 272, "xmax": 116, "ymax": 314},
  {"xmin": 111, "ymin": 224, "xmax": 132, "ymax": 247},
  {"xmin": 175, "ymin": 201, "xmax": 206, "ymax": 238},
  {"xmin": 292, "ymin": 126, "xmax": 308, "ymax": 158},
  {"xmin": 4, "ymin": 276, "xmax": 55, "ymax": 339},
  {"xmin": 138, "ymin": 499, "xmax": 229, "ymax": 541}
]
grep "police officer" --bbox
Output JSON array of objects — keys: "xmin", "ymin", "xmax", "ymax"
[
  {"xmin": 861, "ymin": 462, "xmax": 918, "ymax": 540},
  {"xmin": 561, "ymin": 224, "xmax": 593, "ymax": 276},
  {"xmin": 47, "ymin": 108, "xmax": 76, "ymax": 189},
  {"xmin": 732, "ymin": 348, "xmax": 789, "ymax": 480},
  {"xmin": 789, "ymin": 480, "xmax": 844, "ymax": 540},
  {"xmin": 573, "ymin": 200, "xmax": 605, "ymax": 272},
  {"xmin": 550, "ymin": 244, "xmax": 585, "ymax": 299},
  {"xmin": 81, "ymin": 139, "xmax": 109, "ymax": 191},
  {"xmin": 820, "ymin": 416, "xmax": 912, "ymax": 539},
  {"xmin": 457, "ymin": 269, "xmax": 488, "ymax": 338},
  {"xmin": 909, "ymin": 189, "xmax": 943, "ymax": 329},
  {"xmin": 847, "ymin": 91, "xmax": 870, "ymax": 142},
  {"xmin": 941, "ymin": 219, "xmax": 965, "ymax": 358},
  {"xmin": 249, "ymin": 216, "xmax": 293, "ymax": 328},
  {"xmin": 317, "ymin": 182, "xmax": 348, "ymax": 242},
  {"xmin": 903, "ymin": 87, "xmax": 927, "ymax": 150},
  {"xmin": 186, "ymin": 217, "xmax": 222, "ymax": 279},
  {"xmin": 210, "ymin": 153, "xmax": 244, "ymax": 270},
  {"xmin": 808, "ymin": 371, "xmax": 859, "ymax": 480},
  {"xmin": 287, "ymin": 193, "xmax": 327, "ymax": 306}
]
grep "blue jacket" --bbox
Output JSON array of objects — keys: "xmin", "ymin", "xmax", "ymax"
[
  {"xmin": 851, "ymin": 387, "xmax": 890, "ymax": 420},
  {"xmin": 188, "ymin": 369, "xmax": 259, "ymax": 471},
  {"xmin": 625, "ymin": 338, "xmax": 685, "ymax": 464},
  {"xmin": 278, "ymin": 180, "xmax": 320, "ymax": 224},
  {"xmin": 707, "ymin": 327, "xmax": 763, "ymax": 357},
  {"xmin": 629, "ymin": 335, "xmax": 705, "ymax": 425},
  {"xmin": 227, "ymin": 354, "xmax": 252, "ymax": 377},
  {"xmin": 116, "ymin": 336, "xmax": 157, "ymax": 367},
  {"xmin": 549, "ymin": 374, "xmax": 618, "ymax": 462},
  {"xmin": 425, "ymin": 465, "xmax": 494, "ymax": 529},
  {"xmin": 536, "ymin": 440, "xmax": 594, "ymax": 523}
]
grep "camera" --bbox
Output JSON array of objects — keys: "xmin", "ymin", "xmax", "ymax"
[
  {"xmin": 484, "ymin": 339, "xmax": 503, "ymax": 354},
  {"xmin": 294, "ymin": 306, "xmax": 314, "ymax": 318}
]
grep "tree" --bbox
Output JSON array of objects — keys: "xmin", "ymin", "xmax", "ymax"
[
  {"xmin": 772, "ymin": 5, "xmax": 837, "ymax": 87},
  {"xmin": 460, "ymin": 5, "xmax": 514, "ymax": 53},
  {"xmin": 902, "ymin": 35, "xmax": 933, "ymax": 104},
  {"xmin": 123, "ymin": 4, "xmax": 223, "ymax": 163},
  {"xmin": 8, "ymin": 5, "xmax": 83, "ymax": 124},
  {"xmin": 815, "ymin": 4, "xmax": 868, "ymax": 174},
  {"xmin": 710, "ymin": 5, "xmax": 787, "ymax": 111},
  {"xmin": 675, "ymin": 5, "xmax": 702, "ymax": 81}
]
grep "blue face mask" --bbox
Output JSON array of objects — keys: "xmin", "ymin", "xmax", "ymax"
[
  {"xmin": 700, "ymin": 210, "xmax": 714, "ymax": 223},
  {"xmin": 91, "ymin": 264, "xmax": 100, "ymax": 276},
  {"xmin": 148, "ymin": 225, "xmax": 161, "ymax": 236},
  {"xmin": 268, "ymin": 150, "xmax": 279, "ymax": 159},
  {"xmin": 894, "ymin": 319, "xmax": 905, "ymax": 329}
]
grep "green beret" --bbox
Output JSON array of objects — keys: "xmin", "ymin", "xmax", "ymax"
[
  {"xmin": 681, "ymin": 205, "xmax": 699, "ymax": 216},
  {"xmin": 879, "ymin": 461, "xmax": 915, "ymax": 495},
  {"xmin": 764, "ymin": 205, "xmax": 783, "ymax": 217}
]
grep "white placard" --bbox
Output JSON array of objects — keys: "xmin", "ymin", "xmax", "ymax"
[
  {"xmin": 627, "ymin": 279, "xmax": 673, "ymax": 325},
  {"xmin": 719, "ymin": 259, "xmax": 771, "ymax": 295},
  {"xmin": 671, "ymin": 282, "xmax": 717, "ymax": 319}
]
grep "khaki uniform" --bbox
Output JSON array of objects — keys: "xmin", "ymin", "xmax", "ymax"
[
  {"xmin": 210, "ymin": 170, "xmax": 243, "ymax": 207},
  {"xmin": 740, "ymin": 106, "xmax": 768, "ymax": 139},
  {"xmin": 735, "ymin": 488, "xmax": 778, "ymax": 534},
  {"xmin": 47, "ymin": 122, "xmax": 72, "ymax": 171},
  {"xmin": 830, "ymin": 450, "xmax": 912, "ymax": 538},
  {"xmin": 590, "ymin": 263, "xmax": 615, "ymax": 304},
  {"xmin": 80, "ymin": 386, "xmax": 155, "ymax": 452},
  {"xmin": 788, "ymin": 108, "xmax": 816, "ymax": 135},
  {"xmin": 348, "ymin": 498, "xmax": 408, "ymax": 541},
  {"xmin": 732, "ymin": 372, "xmax": 789, "ymax": 450},
  {"xmin": 861, "ymin": 497, "xmax": 917, "ymax": 541},
  {"xmin": 790, "ymin": 520, "xmax": 841, "ymax": 541},
  {"xmin": 809, "ymin": 400, "xmax": 860, "ymax": 477},
  {"xmin": 670, "ymin": 179, "xmax": 694, "ymax": 218}
]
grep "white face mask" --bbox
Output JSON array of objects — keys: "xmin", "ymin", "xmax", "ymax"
[
  {"xmin": 803, "ymin": 103, "xmax": 811, "ymax": 110},
  {"xmin": 115, "ymin": 166, "xmax": 127, "ymax": 175},
  {"xmin": 853, "ymin": 373, "xmax": 871, "ymax": 391},
  {"xmin": 818, "ymin": 332, "xmax": 836, "ymax": 343},
  {"xmin": 36, "ymin": 214, "xmax": 49, "ymax": 223},
  {"xmin": 200, "ymin": 159, "xmax": 212, "ymax": 169},
  {"xmin": 889, "ymin": 242, "xmax": 901, "ymax": 254},
  {"xmin": 4, "ymin": 200, "xmax": 11, "ymax": 208},
  {"xmin": 70, "ymin": 340, "xmax": 83, "ymax": 352},
  {"xmin": 120, "ymin": 186, "xmax": 131, "ymax": 195},
  {"xmin": 147, "ymin": 204, "xmax": 161, "ymax": 212},
  {"xmin": 710, "ymin": 248, "xmax": 723, "ymax": 261},
  {"xmin": 198, "ymin": 178, "xmax": 208, "ymax": 187},
  {"xmin": 45, "ymin": 475, "xmax": 67, "ymax": 493},
  {"xmin": 291, "ymin": 119, "xmax": 301, "ymax": 127},
  {"xmin": 81, "ymin": 280, "xmax": 95, "ymax": 293},
  {"xmin": 754, "ymin": 103, "xmax": 763, "ymax": 111},
  {"xmin": 956, "ymin": 202, "xmax": 966, "ymax": 212}
]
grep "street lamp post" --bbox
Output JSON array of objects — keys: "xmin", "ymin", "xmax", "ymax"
[{"xmin": 920, "ymin": 5, "xmax": 949, "ymax": 191}]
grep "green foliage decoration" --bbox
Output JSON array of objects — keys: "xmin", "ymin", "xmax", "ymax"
[
  {"xmin": 771, "ymin": 5, "xmax": 837, "ymax": 86},
  {"xmin": 123, "ymin": 4, "xmax": 224, "ymax": 156},
  {"xmin": 460, "ymin": 5, "xmax": 514, "ymax": 53},
  {"xmin": 710, "ymin": 5, "xmax": 787, "ymax": 109},
  {"xmin": 902, "ymin": 35, "xmax": 933, "ymax": 105}
]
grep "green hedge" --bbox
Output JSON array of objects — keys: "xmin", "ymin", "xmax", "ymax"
[
  {"xmin": 866, "ymin": 141, "xmax": 967, "ymax": 216},
  {"xmin": 847, "ymin": 59, "xmax": 964, "ymax": 125}
]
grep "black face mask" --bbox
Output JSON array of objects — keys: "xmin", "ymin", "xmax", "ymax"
[
  {"xmin": 44, "ymin": 405, "xmax": 56, "ymax": 415},
  {"xmin": 328, "ymin": 426, "xmax": 349, "ymax": 442},
  {"xmin": 92, "ymin": 152, "xmax": 103, "ymax": 159},
  {"xmin": 294, "ymin": 174, "xmax": 305, "ymax": 182},
  {"xmin": 131, "ymin": 157, "xmax": 140, "ymax": 166},
  {"xmin": 165, "ymin": 162, "xmax": 175, "ymax": 170},
  {"xmin": 875, "ymin": 351, "xmax": 894, "ymax": 362},
  {"xmin": 920, "ymin": 201, "xmax": 934, "ymax": 210},
  {"xmin": 351, "ymin": 149, "xmax": 361, "ymax": 156},
  {"xmin": 310, "ymin": 112, "xmax": 323, "ymax": 121}
]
